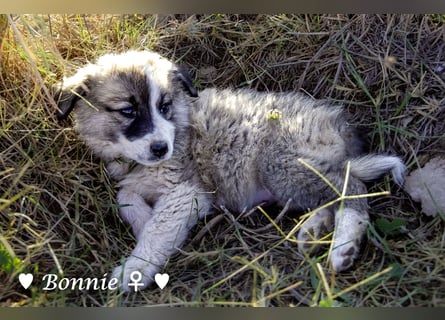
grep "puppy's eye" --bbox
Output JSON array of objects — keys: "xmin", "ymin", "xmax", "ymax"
[
  {"xmin": 117, "ymin": 97, "xmax": 138, "ymax": 117},
  {"xmin": 119, "ymin": 107, "xmax": 136, "ymax": 117},
  {"xmin": 159, "ymin": 102, "xmax": 172, "ymax": 115}
]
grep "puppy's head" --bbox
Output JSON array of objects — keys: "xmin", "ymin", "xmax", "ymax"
[{"xmin": 54, "ymin": 50, "xmax": 198, "ymax": 166}]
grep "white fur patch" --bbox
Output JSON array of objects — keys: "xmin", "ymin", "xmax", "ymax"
[{"xmin": 331, "ymin": 208, "xmax": 368, "ymax": 271}]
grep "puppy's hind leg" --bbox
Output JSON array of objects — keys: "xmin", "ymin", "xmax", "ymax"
[
  {"xmin": 330, "ymin": 207, "xmax": 369, "ymax": 272},
  {"xmin": 329, "ymin": 155, "xmax": 406, "ymax": 271},
  {"xmin": 325, "ymin": 172, "xmax": 370, "ymax": 271},
  {"xmin": 259, "ymin": 150, "xmax": 372, "ymax": 271},
  {"xmin": 297, "ymin": 208, "xmax": 334, "ymax": 254}
]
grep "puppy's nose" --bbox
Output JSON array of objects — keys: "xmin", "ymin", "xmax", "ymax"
[{"xmin": 150, "ymin": 141, "xmax": 169, "ymax": 158}]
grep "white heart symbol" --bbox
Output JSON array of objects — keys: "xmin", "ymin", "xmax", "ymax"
[
  {"xmin": 19, "ymin": 273, "xmax": 33, "ymax": 289},
  {"xmin": 154, "ymin": 273, "xmax": 169, "ymax": 289}
]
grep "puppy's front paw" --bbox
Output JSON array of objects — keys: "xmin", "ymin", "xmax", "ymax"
[
  {"xmin": 330, "ymin": 239, "xmax": 360, "ymax": 272},
  {"xmin": 110, "ymin": 257, "xmax": 158, "ymax": 292}
]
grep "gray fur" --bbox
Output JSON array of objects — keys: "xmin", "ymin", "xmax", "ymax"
[{"xmin": 55, "ymin": 50, "xmax": 406, "ymax": 291}]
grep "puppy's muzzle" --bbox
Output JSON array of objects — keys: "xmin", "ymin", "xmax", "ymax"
[{"xmin": 150, "ymin": 141, "xmax": 169, "ymax": 158}]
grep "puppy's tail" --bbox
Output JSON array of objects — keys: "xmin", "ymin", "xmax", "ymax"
[{"xmin": 349, "ymin": 154, "xmax": 406, "ymax": 186}]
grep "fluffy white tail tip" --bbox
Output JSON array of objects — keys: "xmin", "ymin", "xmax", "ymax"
[{"xmin": 350, "ymin": 155, "xmax": 406, "ymax": 186}]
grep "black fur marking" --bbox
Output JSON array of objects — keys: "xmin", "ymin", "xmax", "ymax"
[
  {"xmin": 124, "ymin": 112, "xmax": 154, "ymax": 141},
  {"xmin": 118, "ymin": 70, "xmax": 155, "ymax": 141}
]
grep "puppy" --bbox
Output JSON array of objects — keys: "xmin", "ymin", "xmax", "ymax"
[{"xmin": 55, "ymin": 50, "xmax": 405, "ymax": 291}]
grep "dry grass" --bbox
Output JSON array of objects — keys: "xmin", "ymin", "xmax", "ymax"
[{"xmin": 0, "ymin": 14, "xmax": 444, "ymax": 307}]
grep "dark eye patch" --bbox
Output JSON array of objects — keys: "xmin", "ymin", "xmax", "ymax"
[{"xmin": 122, "ymin": 95, "xmax": 154, "ymax": 141}]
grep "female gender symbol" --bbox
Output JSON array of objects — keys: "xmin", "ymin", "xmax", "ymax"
[{"xmin": 128, "ymin": 271, "xmax": 144, "ymax": 292}]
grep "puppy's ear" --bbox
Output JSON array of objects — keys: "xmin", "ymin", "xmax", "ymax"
[
  {"xmin": 175, "ymin": 66, "xmax": 198, "ymax": 98},
  {"xmin": 53, "ymin": 80, "xmax": 88, "ymax": 120}
]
